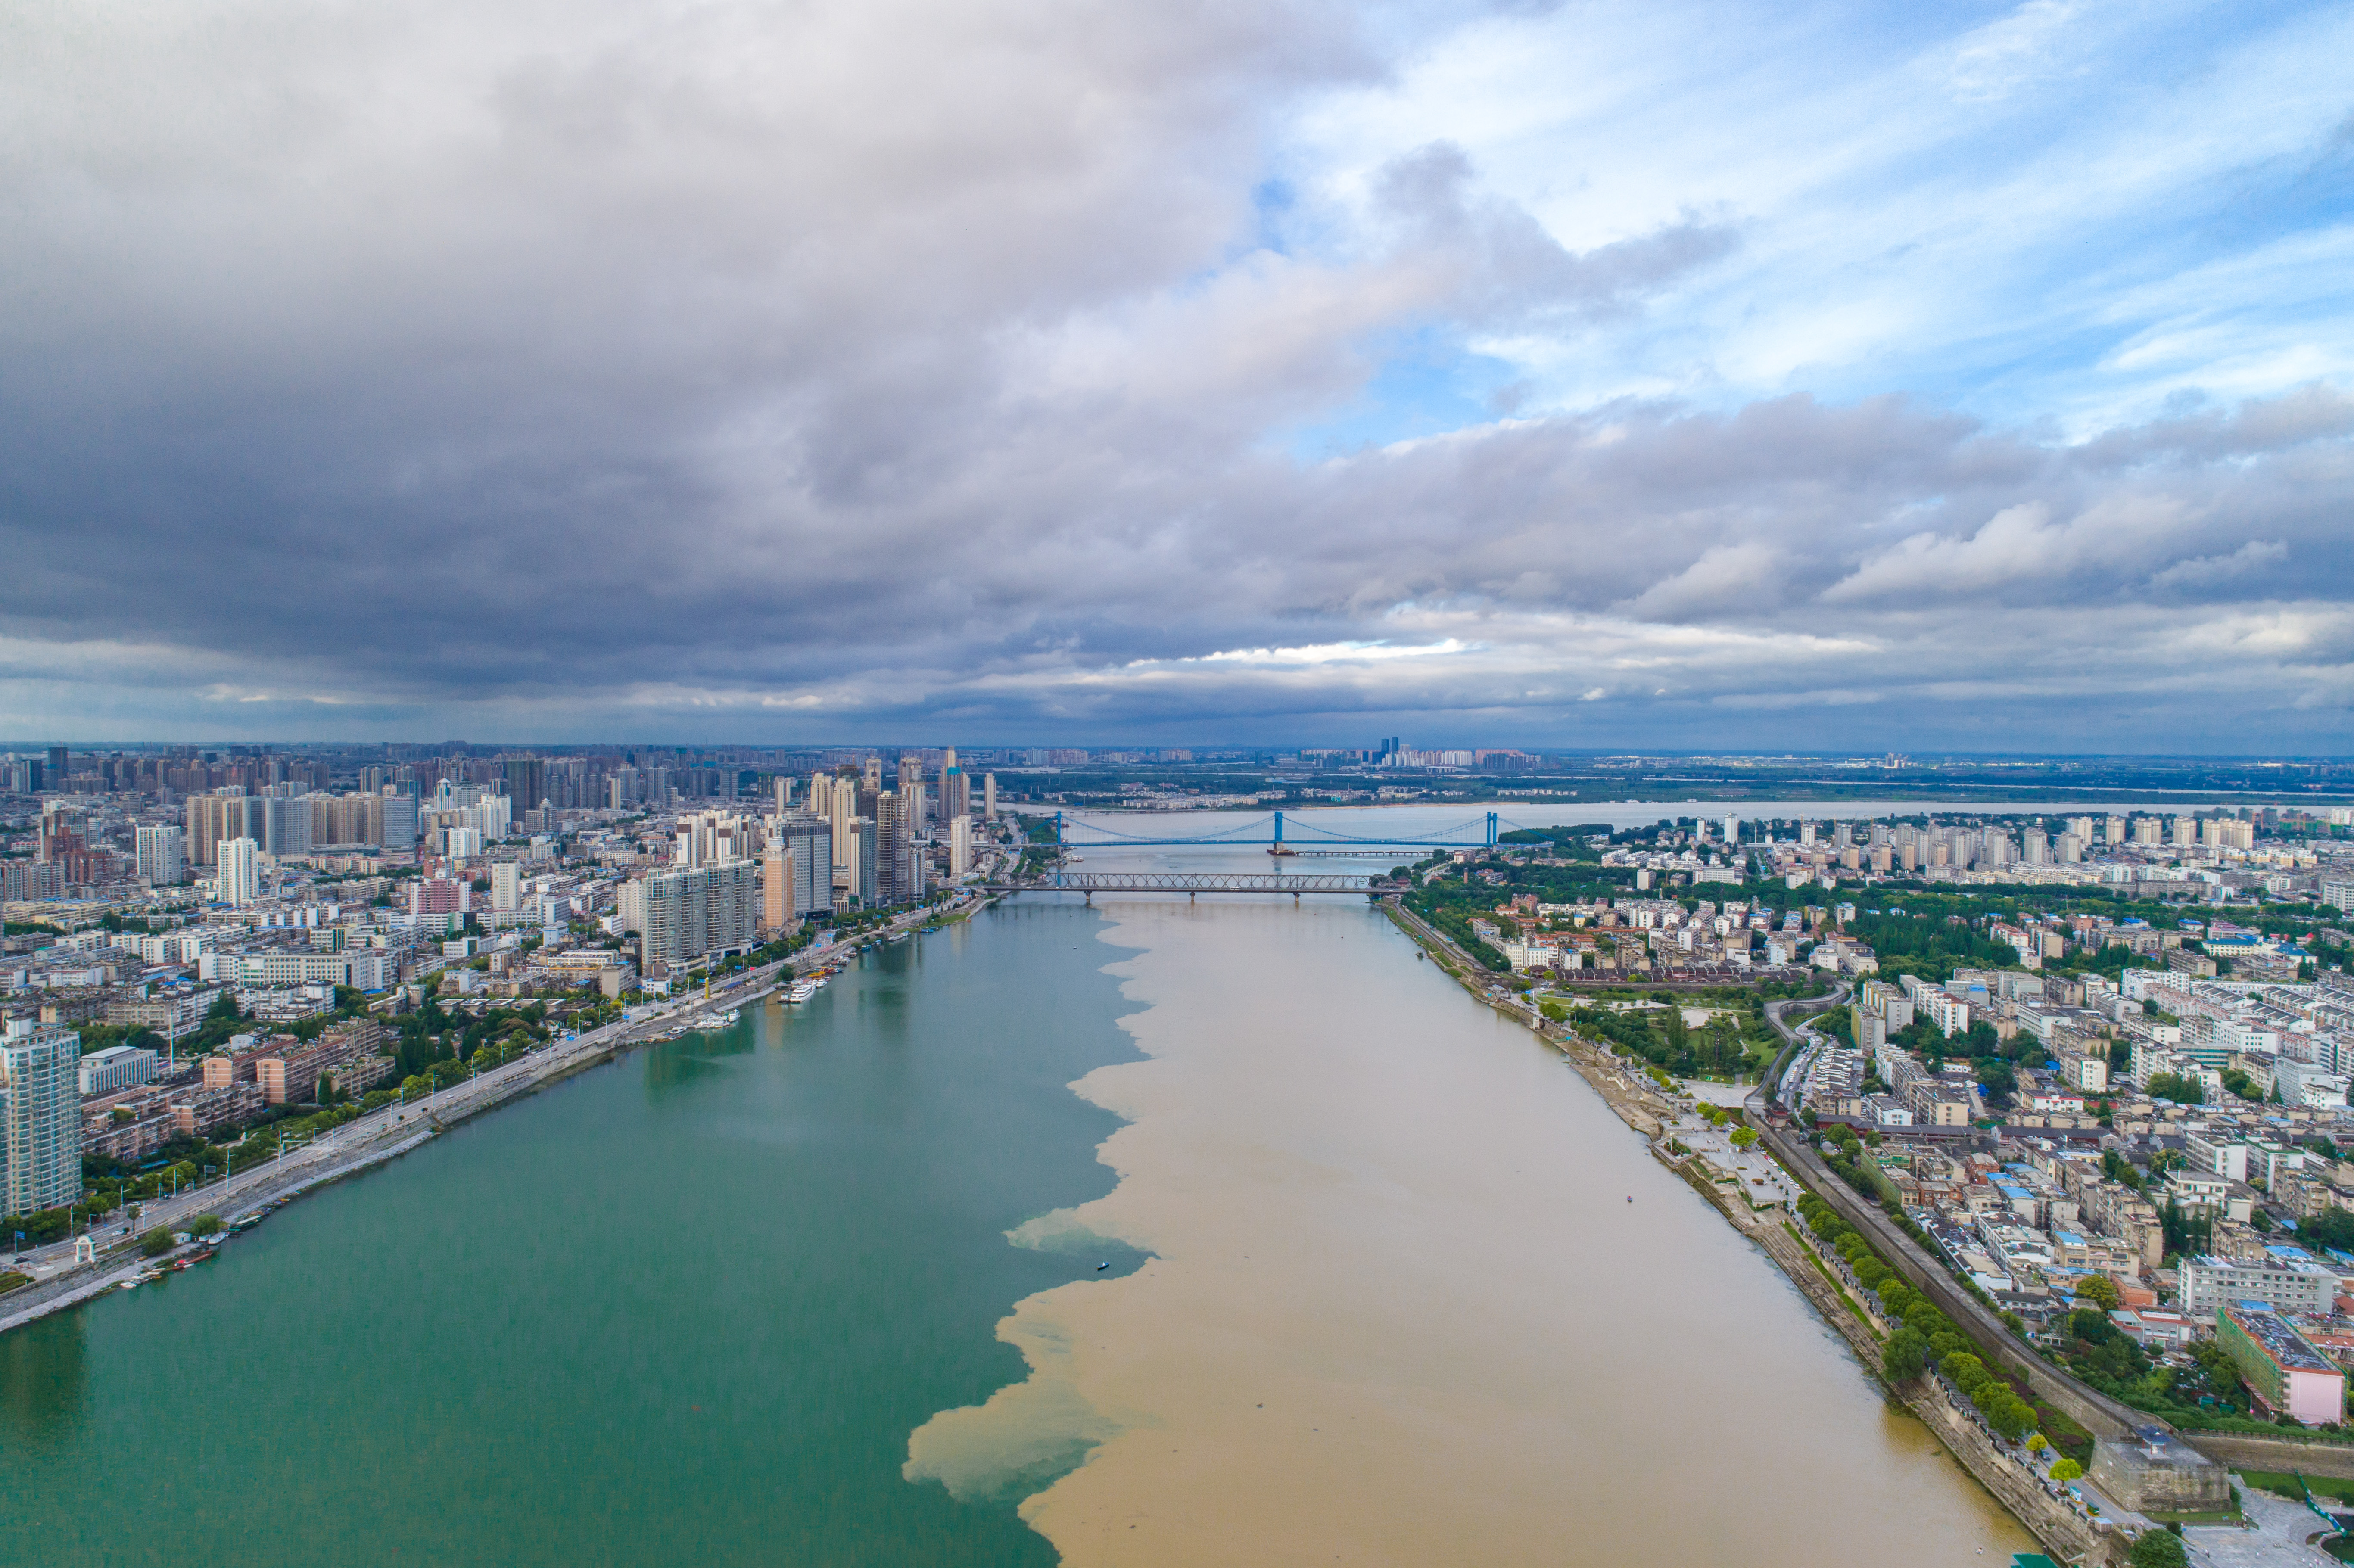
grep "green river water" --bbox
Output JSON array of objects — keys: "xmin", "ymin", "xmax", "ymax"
[{"xmin": 0, "ymin": 906, "xmax": 1138, "ymax": 1567}]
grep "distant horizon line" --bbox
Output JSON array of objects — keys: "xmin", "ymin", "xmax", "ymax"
[{"xmin": 6, "ymin": 742, "xmax": 2354, "ymax": 763}]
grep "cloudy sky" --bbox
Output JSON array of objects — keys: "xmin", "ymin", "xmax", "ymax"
[{"xmin": 3, "ymin": 0, "xmax": 2350, "ymax": 750}]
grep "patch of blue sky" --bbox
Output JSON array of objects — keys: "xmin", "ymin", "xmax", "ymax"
[
  {"xmin": 1285, "ymin": 0, "xmax": 2354, "ymax": 439},
  {"xmin": 1278, "ymin": 325, "xmax": 1523, "ymax": 460}
]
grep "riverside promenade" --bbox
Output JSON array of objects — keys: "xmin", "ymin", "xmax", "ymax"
[{"xmin": 0, "ymin": 893, "xmax": 975, "ymax": 1338}]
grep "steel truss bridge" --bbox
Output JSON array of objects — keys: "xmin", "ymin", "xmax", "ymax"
[{"xmin": 985, "ymin": 871, "xmax": 1392, "ymax": 900}]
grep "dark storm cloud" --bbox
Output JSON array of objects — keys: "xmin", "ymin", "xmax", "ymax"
[{"xmin": 0, "ymin": 0, "xmax": 2349, "ymax": 747}]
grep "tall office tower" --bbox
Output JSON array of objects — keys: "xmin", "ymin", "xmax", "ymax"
[
  {"xmin": 218, "ymin": 836, "xmax": 261, "ymax": 905},
  {"xmin": 380, "ymin": 791, "xmax": 420, "ymax": 851},
  {"xmin": 771, "ymin": 812, "xmax": 833, "ymax": 918},
  {"xmin": 501, "ymin": 755, "xmax": 547, "ymax": 812},
  {"xmin": 1, "ymin": 1018, "xmax": 81, "ymax": 1215},
  {"xmin": 638, "ymin": 862, "xmax": 760, "ymax": 975},
  {"xmin": 949, "ymin": 815, "xmax": 972, "ymax": 878},
  {"xmin": 491, "ymin": 860, "xmax": 523, "ymax": 913},
  {"xmin": 135, "ymin": 824, "xmax": 185, "ymax": 885},
  {"xmin": 760, "ymin": 842, "xmax": 796, "ymax": 932},
  {"xmin": 983, "ymin": 773, "xmax": 996, "ymax": 819},
  {"xmin": 45, "ymin": 746, "xmax": 66, "ymax": 778},
  {"xmin": 845, "ymin": 816, "xmax": 878, "ymax": 906}
]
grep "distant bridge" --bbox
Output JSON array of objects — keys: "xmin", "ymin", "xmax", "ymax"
[
  {"xmin": 1041, "ymin": 809, "xmax": 1502, "ymax": 854},
  {"xmin": 983, "ymin": 872, "xmax": 1394, "ymax": 901}
]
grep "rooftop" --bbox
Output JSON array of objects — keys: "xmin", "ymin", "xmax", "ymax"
[{"xmin": 2223, "ymin": 1303, "xmax": 2339, "ymax": 1376}]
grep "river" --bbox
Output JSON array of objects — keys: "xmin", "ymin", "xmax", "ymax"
[{"xmin": 4, "ymin": 804, "xmax": 2033, "ymax": 1564}]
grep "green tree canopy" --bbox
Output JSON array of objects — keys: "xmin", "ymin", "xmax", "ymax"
[
  {"xmin": 2129, "ymin": 1529, "xmax": 2189, "ymax": 1568},
  {"xmin": 2075, "ymin": 1274, "xmax": 2121, "ymax": 1311}
]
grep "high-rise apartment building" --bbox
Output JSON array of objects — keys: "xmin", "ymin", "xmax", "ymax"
[
  {"xmin": 949, "ymin": 815, "xmax": 972, "ymax": 878},
  {"xmin": 2, "ymin": 1017, "xmax": 82, "ymax": 1214},
  {"xmin": 135, "ymin": 824, "xmax": 185, "ymax": 885},
  {"xmin": 261, "ymin": 793, "xmax": 312, "ymax": 856},
  {"xmin": 490, "ymin": 861, "xmax": 523, "ymax": 913},
  {"xmin": 769, "ymin": 812, "xmax": 833, "ymax": 919},
  {"xmin": 845, "ymin": 816, "xmax": 878, "ymax": 907},
  {"xmin": 760, "ymin": 842, "xmax": 795, "ymax": 932},
  {"xmin": 501, "ymin": 755, "xmax": 547, "ymax": 812},
  {"xmin": 983, "ymin": 773, "xmax": 996, "ymax": 819},
  {"xmin": 185, "ymin": 789, "xmax": 265, "ymax": 866},
  {"xmin": 897, "ymin": 757, "xmax": 926, "ymax": 833},
  {"xmin": 876, "ymin": 791, "xmax": 920, "ymax": 906},
  {"xmin": 638, "ymin": 862, "xmax": 759, "ymax": 975},
  {"xmin": 218, "ymin": 836, "xmax": 261, "ymax": 906},
  {"xmin": 822, "ymin": 769, "xmax": 858, "ymax": 885}
]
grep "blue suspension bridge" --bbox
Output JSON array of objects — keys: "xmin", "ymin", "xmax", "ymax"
[
  {"xmin": 985, "ymin": 810, "xmax": 1520, "ymax": 899},
  {"xmin": 1049, "ymin": 809, "xmax": 1502, "ymax": 853}
]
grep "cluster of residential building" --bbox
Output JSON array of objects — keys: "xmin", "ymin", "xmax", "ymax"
[
  {"xmin": 1791, "ymin": 963, "xmax": 2354, "ymax": 1424},
  {"xmin": 0, "ymin": 743, "xmax": 1014, "ymax": 1224},
  {"xmin": 1748, "ymin": 808, "xmax": 2349, "ymax": 904},
  {"xmin": 1474, "ymin": 891, "xmax": 1832, "ymax": 978}
]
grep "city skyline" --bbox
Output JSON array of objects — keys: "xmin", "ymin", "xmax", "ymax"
[{"xmin": 2, "ymin": 1, "xmax": 2349, "ymax": 751}]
